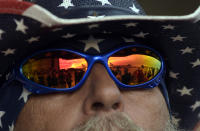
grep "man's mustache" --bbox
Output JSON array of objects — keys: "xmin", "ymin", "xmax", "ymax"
[
  {"xmin": 72, "ymin": 112, "xmax": 143, "ymax": 131},
  {"xmin": 72, "ymin": 112, "xmax": 181, "ymax": 131}
]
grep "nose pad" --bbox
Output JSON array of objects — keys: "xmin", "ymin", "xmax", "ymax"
[{"xmin": 83, "ymin": 63, "xmax": 124, "ymax": 115}]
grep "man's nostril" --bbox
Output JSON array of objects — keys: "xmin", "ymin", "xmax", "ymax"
[
  {"xmin": 92, "ymin": 102, "xmax": 104, "ymax": 110},
  {"xmin": 91, "ymin": 102, "xmax": 120, "ymax": 111},
  {"xmin": 112, "ymin": 102, "xmax": 120, "ymax": 110}
]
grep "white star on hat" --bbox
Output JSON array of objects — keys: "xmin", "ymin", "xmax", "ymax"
[
  {"xmin": 88, "ymin": 24, "xmax": 99, "ymax": 29},
  {"xmin": 27, "ymin": 36, "xmax": 40, "ymax": 44},
  {"xmin": 129, "ymin": 3, "xmax": 140, "ymax": 14},
  {"xmin": 62, "ymin": 33, "xmax": 76, "ymax": 39},
  {"xmin": 123, "ymin": 37, "xmax": 135, "ymax": 42},
  {"xmin": 177, "ymin": 86, "xmax": 193, "ymax": 96},
  {"xmin": 191, "ymin": 59, "xmax": 200, "ymax": 68},
  {"xmin": 191, "ymin": 58, "xmax": 200, "ymax": 68},
  {"xmin": 96, "ymin": 0, "xmax": 111, "ymax": 5},
  {"xmin": 171, "ymin": 35, "xmax": 186, "ymax": 42},
  {"xmin": 9, "ymin": 123, "xmax": 14, "ymax": 131},
  {"xmin": 0, "ymin": 29, "xmax": 5, "ymax": 40},
  {"xmin": 172, "ymin": 115, "xmax": 181, "ymax": 126},
  {"xmin": 0, "ymin": 111, "xmax": 5, "ymax": 128},
  {"xmin": 14, "ymin": 19, "xmax": 28, "ymax": 34},
  {"xmin": 52, "ymin": 28, "xmax": 63, "ymax": 32},
  {"xmin": 169, "ymin": 71, "xmax": 179, "ymax": 79},
  {"xmin": 191, "ymin": 100, "xmax": 200, "ymax": 111},
  {"xmin": 1, "ymin": 48, "xmax": 16, "ymax": 56},
  {"xmin": 180, "ymin": 46, "xmax": 194, "ymax": 54},
  {"xmin": 102, "ymin": 30, "xmax": 112, "ymax": 34},
  {"xmin": 81, "ymin": 36, "xmax": 104, "ymax": 52},
  {"xmin": 6, "ymin": 72, "xmax": 11, "ymax": 80},
  {"xmin": 124, "ymin": 22, "xmax": 138, "ymax": 27},
  {"xmin": 58, "ymin": 0, "xmax": 74, "ymax": 9},
  {"xmin": 18, "ymin": 88, "xmax": 32, "ymax": 103},
  {"xmin": 40, "ymin": 23, "xmax": 49, "ymax": 28},
  {"xmin": 134, "ymin": 32, "xmax": 149, "ymax": 38},
  {"xmin": 193, "ymin": 14, "xmax": 200, "ymax": 23},
  {"xmin": 162, "ymin": 24, "xmax": 175, "ymax": 30}
]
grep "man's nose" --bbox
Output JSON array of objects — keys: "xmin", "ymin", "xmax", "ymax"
[{"xmin": 83, "ymin": 63, "xmax": 124, "ymax": 115}]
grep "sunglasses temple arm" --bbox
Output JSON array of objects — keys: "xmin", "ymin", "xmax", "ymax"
[{"xmin": 159, "ymin": 78, "xmax": 172, "ymax": 119}]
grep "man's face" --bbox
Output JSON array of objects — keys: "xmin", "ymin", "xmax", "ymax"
[{"xmin": 14, "ymin": 62, "xmax": 171, "ymax": 131}]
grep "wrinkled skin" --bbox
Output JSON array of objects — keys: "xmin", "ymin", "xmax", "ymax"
[{"xmin": 14, "ymin": 63, "xmax": 169, "ymax": 131}]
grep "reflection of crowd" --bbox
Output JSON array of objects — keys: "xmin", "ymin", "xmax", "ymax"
[
  {"xmin": 25, "ymin": 68, "xmax": 85, "ymax": 88},
  {"xmin": 25, "ymin": 65, "xmax": 158, "ymax": 88},
  {"xmin": 111, "ymin": 65, "xmax": 159, "ymax": 85}
]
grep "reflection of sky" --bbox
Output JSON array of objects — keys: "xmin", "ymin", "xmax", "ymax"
[
  {"xmin": 108, "ymin": 54, "xmax": 161, "ymax": 69},
  {"xmin": 59, "ymin": 58, "xmax": 87, "ymax": 69}
]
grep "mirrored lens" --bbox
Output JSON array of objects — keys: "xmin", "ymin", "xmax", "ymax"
[
  {"xmin": 22, "ymin": 51, "xmax": 88, "ymax": 88},
  {"xmin": 108, "ymin": 47, "xmax": 161, "ymax": 85}
]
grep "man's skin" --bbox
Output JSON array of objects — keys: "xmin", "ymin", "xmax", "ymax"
[{"xmin": 14, "ymin": 63, "xmax": 169, "ymax": 131}]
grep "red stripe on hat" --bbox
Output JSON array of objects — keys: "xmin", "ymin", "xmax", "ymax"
[{"xmin": 0, "ymin": 1, "xmax": 33, "ymax": 15}]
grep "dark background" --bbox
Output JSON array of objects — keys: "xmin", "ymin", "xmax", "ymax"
[{"xmin": 138, "ymin": 0, "xmax": 200, "ymax": 15}]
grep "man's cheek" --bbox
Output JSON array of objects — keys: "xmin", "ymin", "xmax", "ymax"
[{"xmin": 122, "ymin": 89, "xmax": 169, "ymax": 130}]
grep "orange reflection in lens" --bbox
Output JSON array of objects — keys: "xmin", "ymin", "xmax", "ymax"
[
  {"xmin": 59, "ymin": 58, "xmax": 88, "ymax": 70},
  {"xmin": 108, "ymin": 54, "xmax": 161, "ymax": 68},
  {"xmin": 108, "ymin": 54, "xmax": 161, "ymax": 85},
  {"xmin": 22, "ymin": 51, "xmax": 88, "ymax": 89}
]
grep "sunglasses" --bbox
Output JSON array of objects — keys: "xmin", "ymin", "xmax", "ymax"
[{"xmin": 12, "ymin": 44, "xmax": 165, "ymax": 94}]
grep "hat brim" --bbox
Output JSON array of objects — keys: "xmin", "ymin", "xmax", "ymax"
[{"xmin": 0, "ymin": 1, "xmax": 200, "ymax": 26}]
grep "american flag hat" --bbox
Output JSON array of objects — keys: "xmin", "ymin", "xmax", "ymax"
[{"xmin": 0, "ymin": 0, "xmax": 200, "ymax": 130}]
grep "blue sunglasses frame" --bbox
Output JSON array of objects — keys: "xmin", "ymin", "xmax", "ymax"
[
  {"xmin": 11, "ymin": 44, "xmax": 166, "ymax": 95},
  {"xmin": 4, "ymin": 44, "xmax": 171, "ymax": 115}
]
